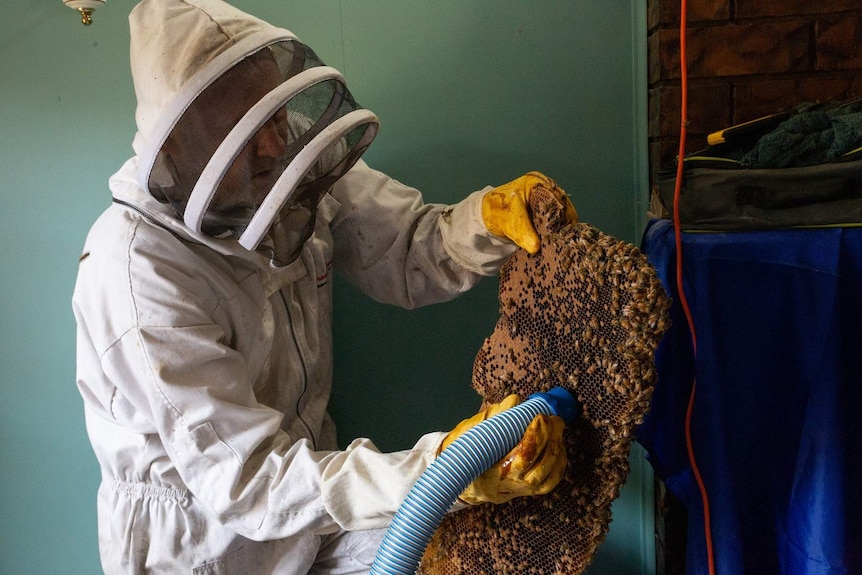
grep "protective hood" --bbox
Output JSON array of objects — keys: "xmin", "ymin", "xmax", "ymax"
[{"xmin": 128, "ymin": 0, "xmax": 378, "ymax": 265}]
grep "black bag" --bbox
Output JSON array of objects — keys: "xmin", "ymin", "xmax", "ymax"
[{"xmin": 657, "ymin": 102, "xmax": 862, "ymax": 232}]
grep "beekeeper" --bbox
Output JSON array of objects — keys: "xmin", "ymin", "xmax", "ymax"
[{"xmin": 73, "ymin": 0, "xmax": 578, "ymax": 573}]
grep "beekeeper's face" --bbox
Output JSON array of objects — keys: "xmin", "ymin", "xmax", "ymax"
[{"xmin": 162, "ymin": 52, "xmax": 289, "ymax": 221}]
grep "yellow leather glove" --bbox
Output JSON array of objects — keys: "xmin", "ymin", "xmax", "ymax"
[
  {"xmin": 439, "ymin": 394, "xmax": 568, "ymax": 505},
  {"xmin": 481, "ymin": 171, "xmax": 578, "ymax": 254}
]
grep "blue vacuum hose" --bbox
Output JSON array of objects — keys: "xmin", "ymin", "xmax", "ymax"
[{"xmin": 369, "ymin": 387, "xmax": 578, "ymax": 575}]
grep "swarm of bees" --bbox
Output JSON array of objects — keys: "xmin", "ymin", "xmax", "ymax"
[{"xmin": 420, "ymin": 184, "xmax": 672, "ymax": 575}]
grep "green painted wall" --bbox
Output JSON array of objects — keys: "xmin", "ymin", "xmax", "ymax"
[{"xmin": 0, "ymin": 1, "xmax": 651, "ymax": 573}]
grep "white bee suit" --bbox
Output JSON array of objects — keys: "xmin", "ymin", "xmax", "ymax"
[{"xmin": 72, "ymin": 0, "xmax": 516, "ymax": 573}]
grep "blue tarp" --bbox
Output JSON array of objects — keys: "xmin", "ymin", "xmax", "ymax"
[{"xmin": 638, "ymin": 219, "xmax": 862, "ymax": 575}]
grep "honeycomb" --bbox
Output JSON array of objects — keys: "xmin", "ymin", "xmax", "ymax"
[{"xmin": 419, "ymin": 185, "xmax": 671, "ymax": 574}]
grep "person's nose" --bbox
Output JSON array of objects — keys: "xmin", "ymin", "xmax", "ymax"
[{"xmin": 254, "ymin": 118, "xmax": 287, "ymax": 158}]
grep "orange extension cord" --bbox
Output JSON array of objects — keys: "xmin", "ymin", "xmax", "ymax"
[{"xmin": 672, "ymin": 0, "xmax": 716, "ymax": 573}]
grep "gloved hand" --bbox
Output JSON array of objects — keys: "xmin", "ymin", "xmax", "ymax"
[
  {"xmin": 438, "ymin": 394, "xmax": 567, "ymax": 505},
  {"xmin": 482, "ymin": 171, "xmax": 578, "ymax": 254}
]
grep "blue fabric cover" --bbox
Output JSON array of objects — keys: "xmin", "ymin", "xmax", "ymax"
[{"xmin": 638, "ymin": 219, "xmax": 862, "ymax": 575}]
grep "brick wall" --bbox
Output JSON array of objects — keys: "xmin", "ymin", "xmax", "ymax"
[{"xmin": 648, "ymin": 0, "xmax": 862, "ymax": 192}]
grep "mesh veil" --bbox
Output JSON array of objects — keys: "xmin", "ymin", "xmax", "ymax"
[
  {"xmin": 146, "ymin": 39, "xmax": 377, "ymax": 265},
  {"xmin": 419, "ymin": 185, "xmax": 671, "ymax": 574}
]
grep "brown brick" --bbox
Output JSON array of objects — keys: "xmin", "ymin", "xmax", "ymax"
[
  {"xmin": 688, "ymin": 83, "xmax": 734, "ymax": 134},
  {"xmin": 649, "ymin": 29, "xmax": 679, "ymax": 83},
  {"xmin": 650, "ymin": 83, "xmax": 731, "ymax": 137},
  {"xmin": 736, "ymin": 0, "xmax": 860, "ymax": 19},
  {"xmin": 652, "ymin": 22, "xmax": 812, "ymax": 80},
  {"xmin": 817, "ymin": 16, "xmax": 862, "ymax": 70},
  {"xmin": 649, "ymin": 0, "xmax": 730, "ymax": 27},
  {"xmin": 648, "ymin": 87, "xmax": 662, "ymax": 139},
  {"xmin": 689, "ymin": 22, "xmax": 812, "ymax": 77},
  {"xmin": 648, "ymin": 0, "xmax": 661, "ymax": 32},
  {"xmin": 648, "ymin": 31, "xmax": 665, "ymax": 84},
  {"xmin": 734, "ymin": 76, "xmax": 862, "ymax": 121}
]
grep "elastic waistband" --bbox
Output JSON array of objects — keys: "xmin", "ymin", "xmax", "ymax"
[{"xmin": 111, "ymin": 479, "xmax": 189, "ymax": 502}]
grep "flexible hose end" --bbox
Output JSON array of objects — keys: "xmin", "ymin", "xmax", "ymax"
[
  {"xmin": 529, "ymin": 387, "xmax": 579, "ymax": 424},
  {"xmin": 370, "ymin": 387, "xmax": 581, "ymax": 575}
]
